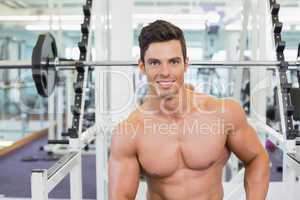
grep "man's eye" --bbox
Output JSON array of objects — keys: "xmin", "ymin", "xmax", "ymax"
[
  {"xmin": 150, "ymin": 61, "xmax": 159, "ymax": 66},
  {"xmin": 171, "ymin": 60, "xmax": 180, "ymax": 64}
]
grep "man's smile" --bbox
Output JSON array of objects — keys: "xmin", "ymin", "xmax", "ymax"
[{"xmin": 156, "ymin": 80, "xmax": 176, "ymax": 89}]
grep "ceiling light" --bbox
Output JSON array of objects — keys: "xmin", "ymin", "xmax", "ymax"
[
  {"xmin": 0, "ymin": 15, "xmax": 82, "ymax": 22},
  {"xmin": 25, "ymin": 24, "xmax": 81, "ymax": 31}
]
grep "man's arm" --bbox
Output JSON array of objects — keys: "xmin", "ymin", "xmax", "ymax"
[
  {"xmin": 109, "ymin": 122, "xmax": 140, "ymax": 200},
  {"xmin": 225, "ymin": 99, "xmax": 270, "ymax": 200}
]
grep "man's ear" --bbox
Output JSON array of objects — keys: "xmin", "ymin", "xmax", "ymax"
[
  {"xmin": 139, "ymin": 59, "xmax": 146, "ymax": 74},
  {"xmin": 184, "ymin": 57, "xmax": 189, "ymax": 72}
]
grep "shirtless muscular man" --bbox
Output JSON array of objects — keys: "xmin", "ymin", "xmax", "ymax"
[{"xmin": 109, "ymin": 20, "xmax": 270, "ymax": 200}]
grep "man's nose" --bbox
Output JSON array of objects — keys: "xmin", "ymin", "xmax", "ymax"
[{"xmin": 160, "ymin": 63, "xmax": 171, "ymax": 77}]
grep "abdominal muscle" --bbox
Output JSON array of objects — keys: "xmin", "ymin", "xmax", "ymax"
[{"xmin": 145, "ymin": 164, "xmax": 225, "ymax": 200}]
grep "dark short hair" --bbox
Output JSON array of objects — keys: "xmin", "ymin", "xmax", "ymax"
[{"xmin": 138, "ymin": 20, "xmax": 187, "ymax": 62}]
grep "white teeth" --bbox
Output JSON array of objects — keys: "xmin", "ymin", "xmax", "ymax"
[
  {"xmin": 159, "ymin": 81, "xmax": 172, "ymax": 84},
  {"xmin": 157, "ymin": 81, "xmax": 174, "ymax": 88},
  {"xmin": 160, "ymin": 83, "xmax": 170, "ymax": 85},
  {"xmin": 158, "ymin": 81, "xmax": 172, "ymax": 84},
  {"xmin": 158, "ymin": 80, "xmax": 174, "ymax": 83}
]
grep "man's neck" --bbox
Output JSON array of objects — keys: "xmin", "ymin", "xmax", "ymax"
[{"xmin": 144, "ymin": 88, "xmax": 193, "ymax": 119}]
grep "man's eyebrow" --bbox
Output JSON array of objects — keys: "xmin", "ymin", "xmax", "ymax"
[
  {"xmin": 147, "ymin": 58, "xmax": 160, "ymax": 63},
  {"xmin": 169, "ymin": 57, "xmax": 182, "ymax": 61}
]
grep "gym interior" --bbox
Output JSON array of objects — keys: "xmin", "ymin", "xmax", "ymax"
[{"xmin": 0, "ymin": 0, "xmax": 300, "ymax": 199}]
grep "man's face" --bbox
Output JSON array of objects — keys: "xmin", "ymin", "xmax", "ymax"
[{"xmin": 139, "ymin": 40, "xmax": 188, "ymax": 99}]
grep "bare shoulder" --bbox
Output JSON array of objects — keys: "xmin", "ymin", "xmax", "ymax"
[
  {"xmin": 193, "ymin": 94, "xmax": 247, "ymax": 129},
  {"xmin": 216, "ymin": 98, "xmax": 247, "ymax": 127},
  {"xmin": 110, "ymin": 110, "xmax": 142, "ymax": 156},
  {"xmin": 113, "ymin": 110, "xmax": 142, "ymax": 136},
  {"xmin": 192, "ymin": 92, "xmax": 217, "ymax": 111},
  {"xmin": 192, "ymin": 92, "xmax": 243, "ymax": 113},
  {"xmin": 219, "ymin": 98, "xmax": 245, "ymax": 116}
]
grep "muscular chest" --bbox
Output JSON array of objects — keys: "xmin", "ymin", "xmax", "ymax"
[{"xmin": 136, "ymin": 117, "xmax": 230, "ymax": 178}]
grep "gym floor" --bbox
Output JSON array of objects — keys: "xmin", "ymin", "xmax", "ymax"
[{"xmin": 0, "ymin": 136, "xmax": 96, "ymax": 199}]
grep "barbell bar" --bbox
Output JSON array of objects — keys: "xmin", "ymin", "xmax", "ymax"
[
  {"xmin": 1, "ymin": 59, "xmax": 300, "ymax": 69},
  {"xmin": 49, "ymin": 60, "xmax": 300, "ymax": 68},
  {"xmin": 0, "ymin": 32, "xmax": 299, "ymax": 97}
]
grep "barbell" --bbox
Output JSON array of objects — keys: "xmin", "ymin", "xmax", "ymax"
[{"xmin": 0, "ymin": 32, "xmax": 300, "ymax": 97}]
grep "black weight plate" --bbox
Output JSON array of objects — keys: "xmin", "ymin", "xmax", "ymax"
[{"xmin": 32, "ymin": 33, "xmax": 58, "ymax": 97}]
